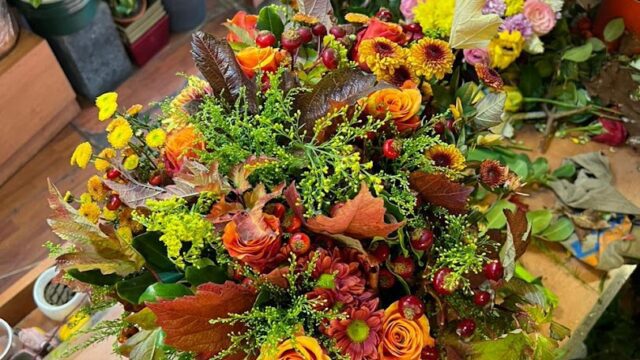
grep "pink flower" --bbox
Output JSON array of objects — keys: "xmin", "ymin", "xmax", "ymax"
[
  {"xmin": 400, "ymin": 0, "xmax": 418, "ymax": 21},
  {"xmin": 463, "ymin": 48, "xmax": 490, "ymax": 66},
  {"xmin": 326, "ymin": 300, "xmax": 384, "ymax": 360},
  {"xmin": 592, "ymin": 118, "xmax": 628, "ymax": 146},
  {"xmin": 523, "ymin": 0, "xmax": 557, "ymax": 35}
]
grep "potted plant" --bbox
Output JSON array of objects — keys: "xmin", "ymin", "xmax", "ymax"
[
  {"xmin": 108, "ymin": 0, "xmax": 146, "ymax": 25},
  {"xmin": 33, "ymin": 267, "xmax": 86, "ymax": 322},
  {"xmin": 162, "ymin": 0, "xmax": 205, "ymax": 32},
  {"xmin": 10, "ymin": 0, "xmax": 99, "ymax": 37}
]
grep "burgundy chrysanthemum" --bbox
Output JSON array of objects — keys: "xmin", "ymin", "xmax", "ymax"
[
  {"xmin": 327, "ymin": 299, "xmax": 384, "ymax": 360},
  {"xmin": 479, "ymin": 160, "xmax": 509, "ymax": 188}
]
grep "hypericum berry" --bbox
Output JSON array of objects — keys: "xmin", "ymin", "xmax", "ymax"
[
  {"xmin": 433, "ymin": 121, "xmax": 446, "ymax": 135},
  {"xmin": 329, "ymin": 26, "xmax": 346, "ymax": 39},
  {"xmin": 281, "ymin": 30, "xmax": 302, "ymax": 53},
  {"xmin": 298, "ymin": 26, "xmax": 313, "ymax": 43},
  {"xmin": 149, "ymin": 174, "xmax": 163, "ymax": 186},
  {"xmin": 312, "ymin": 23, "xmax": 327, "ymax": 37},
  {"xmin": 473, "ymin": 290, "xmax": 491, "ymax": 307},
  {"xmin": 329, "ymin": 202, "xmax": 345, "ymax": 217},
  {"xmin": 370, "ymin": 242, "xmax": 391, "ymax": 263},
  {"xmin": 483, "ymin": 260, "xmax": 504, "ymax": 281},
  {"xmin": 432, "ymin": 268, "xmax": 456, "ymax": 296},
  {"xmin": 421, "ymin": 346, "xmax": 439, "ymax": 360},
  {"xmin": 411, "ymin": 229, "xmax": 434, "ymax": 251},
  {"xmin": 256, "ymin": 30, "xmax": 277, "ymax": 48},
  {"xmin": 106, "ymin": 194, "xmax": 122, "ymax": 211},
  {"xmin": 446, "ymin": 119, "xmax": 456, "ymax": 133},
  {"xmin": 398, "ymin": 295, "xmax": 425, "ymax": 320},
  {"xmin": 391, "ymin": 255, "xmax": 415, "ymax": 279},
  {"xmin": 382, "ymin": 139, "xmax": 401, "ymax": 160},
  {"xmin": 106, "ymin": 168, "xmax": 121, "ymax": 180},
  {"xmin": 375, "ymin": 8, "xmax": 393, "ymax": 22},
  {"xmin": 404, "ymin": 23, "xmax": 423, "ymax": 34},
  {"xmin": 265, "ymin": 202, "xmax": 286, "ymax": 219},
  {"xmin": 289, "ymin": 232, "xmax": 311, "ymax": 255},
  {"xmin": 379, "ymin": 268, "xmax": 396, "ymax": 289},
  {"xmin": 456, "ymin": 318, "xmax": 476, "ymax": 338},
  {"xmin": 321, "ymin": 48, "xmax": 339, "ymax": 70},
  {"xmin": 283, "ymin": 213, "xmax": 303, "ymax": 233}
]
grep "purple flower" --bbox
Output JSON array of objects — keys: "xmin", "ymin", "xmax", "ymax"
[
  {"xmin": 463, "ymin": 48, "xmax": 490, "ymax": 66},
  {"xmin": 482, "ymin": 0, "xmax": 506, "ymax": 16},
  {"xmin": 400, "ymin": 0, "xmax": 418, "ymax": 21},
  {"xmin": 500, "ymin": 14, "xmax": 534, "ymax": 39}
]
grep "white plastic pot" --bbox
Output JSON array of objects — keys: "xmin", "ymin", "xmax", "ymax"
[
  {"xmin": 0, "ymin": 318, "xmax": 19, "ymax": 359},
  {"xmin": 33, "ymin": 267, "xmax": 85, "ymax": 322}
]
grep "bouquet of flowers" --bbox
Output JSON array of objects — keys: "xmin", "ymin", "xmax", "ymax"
[{"xmin": 48, "ymin": 0, "xmax": 572, "ymax": 359}]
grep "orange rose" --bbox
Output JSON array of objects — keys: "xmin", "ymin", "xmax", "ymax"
[
  {"xmin": 365, "ymin": 83, "xmax": 422, "ymax": 132},
  {"xmin": 378, "ymin": 301, "xmax": 435, "ymax": 360},
  {"xmin": 258, "ymin": 336, "xmax": 330, "ymax": 360},
  {"xmin": 222, "ymin": 210, "xmax": 281, "ymax": 273},
  {"xmin": 226, "ymin": 11, "xmax": 258, "ymax": 43},
  {"xmin": 236, "ymin": 46, "xmax": 285, "ymax": 78},
  {"xmin": 163, "ymin": 126, "xmax": 204, "ymax": 173},
  {"xmin": 354, "ymin": 18, "xmax": 408, "ymax": 63}
]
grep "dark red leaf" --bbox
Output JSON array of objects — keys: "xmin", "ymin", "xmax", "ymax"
[{"xmin": 409, "ymin": 172, "xmax": 473, "ymax": 214}]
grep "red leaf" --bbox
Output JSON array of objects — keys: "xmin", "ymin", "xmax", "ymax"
[
  {"xmin": 147, "ymin": 281, "xmax": 256, "ymax": 359},
  {"xmin": 306, "ymin": 183, "xmax": 404, "ymax": 239},
  {"xmin": 409, "ymin": 172, "xmax": 473, "ymax": 214}
]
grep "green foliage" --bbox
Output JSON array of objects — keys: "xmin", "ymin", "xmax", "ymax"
[{"xmin": 109, "ymin": 0, "xmax": 139, "ymax": 17}]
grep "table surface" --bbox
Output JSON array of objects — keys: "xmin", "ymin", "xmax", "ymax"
[{"xmin": 14, "ymin": 127, "xmax": 640, "ymax": 358}]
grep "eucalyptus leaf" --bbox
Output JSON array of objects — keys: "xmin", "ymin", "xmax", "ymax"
[
  {"xmin": 257, "ymin": 6, "xmax": 284, "ymax": 38},
  {"xmin": 526, "ymin": 210, "xmax": 553, "ymax": 235},
  {"xmin": 500, "ymin": 221, "xmax": 517, "ymax": 281},
  {"xmin": 474, "ymin": 92, "xmax": 506, "ymax": 130},
  {"xmin": 562, "ymin": 42, "xmax": 593, "ymax": 63},
  {"xmin": 603, "ymin": 18, "xmax": 625, "ymax": 42},
  {"xmin": 539, "ymin": 217, "xmax": 574, "ymax": 242}
]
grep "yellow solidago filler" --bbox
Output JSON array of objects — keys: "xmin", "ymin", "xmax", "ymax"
[
  {"xmin": 505, "ymin": 0, "xmax": 524, "ymax": 16},
  {"xmin": 123, "ymin": 154, "xmax": 140, "ymax": 170},
  {"xmin": 102, "ymin": 206, "xmax": 117, "ymax": 221},
  {"xmin": 87, "ymin": 175, "xmax": 106, "ymax": 201},
  {"xmin": 145, "ymin": 128, "xmax": 167, "ymax": 148},
  {"xmin": 358, "ymin": 37, "xmax": 406, "ymax": 74},
  {"xmin": 94, "ymin": 147, "xmax": 116, "ymax": 172},
  {"xmin": 70, "ymin": 142, "xmax": 92, "ymax": 169},
  {"xmin": 79, "ymin": 193, "xmax": 93, "ymax": 204},
  {"xmin": 409, "ymin": 38, "xmax": 454, "ymax": 80},
  {"xmin": 107, "ymin": 121, "xmax": 133, "ymax": 149},
  {"xmin": 345, "ymin": 12, "xmax": 370, "ymax": 24},
  {"xmin": 489, "ymin": 31, "xmax": 524, "ymax": 70},
  {"xmin": 96, "ymin": 92, "xmax": 118, "ymax": 121},
  {"xmin": 426, "ymin": 144, "xmax": 466, "ymax": 171},
  {"xmin": 117, "ymin": 226, "xmax": 133, "ymax": 242},
  {"xmin": 79, "ymin": 201, "xmax": 100, "ymax": 223},
  {"xmin": 504, "ymin": 85, "xmax": 523, "ymax": 112},
  {"xmin": 126, "ymin": 104, "xmax": 143, "ymax": 116},
  {"xmin": 413, "ymin": 0, "xmax": 455, "ymax": 36}
]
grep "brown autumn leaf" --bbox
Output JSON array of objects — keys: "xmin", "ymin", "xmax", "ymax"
[
  {"xmin": 147, "ymin": 281, "xmax": 256, "ymax": 359},
  {"xmin": 504, "ymin": 208, "xmax": 531, "ymax": 260},
  {"xmin": 409, "ymin": 172, "xmax": 474, "ymax": 214},
  {"xmin": 306, "ymin": 183, "xmax": 404, "ymax": 239}
]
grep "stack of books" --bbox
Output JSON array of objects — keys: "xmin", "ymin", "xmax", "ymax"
[{"xmin": 116, "ymin": 0, "xmax": 170, "ymax": 66}]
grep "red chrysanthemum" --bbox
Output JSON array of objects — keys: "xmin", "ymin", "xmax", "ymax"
[
  {"xmin": 479, "ymin": 160, "xmax": 509, "ymax": 189},
  {"xmin": 475, "ymin": 64, "xmax": 504, "ymax": 90},
  {"xmin": 327, "ymin": 299, "xmax": 384, "ymax": 360}
]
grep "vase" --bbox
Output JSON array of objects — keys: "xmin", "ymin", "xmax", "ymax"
[
  {"xmin": 33, "ymin": 267, "xmax": 86, "ymax": 322},
  {"xmin": 12, "ymin": 0, "xmax": 98, "ymax": 37},
  {"xmin": 0, "ymin": 0, "xmax": 18, "ymax": 59},
  {"xmin": 162, "ymin": 0, "xmax": 206, "ymax": 33}
]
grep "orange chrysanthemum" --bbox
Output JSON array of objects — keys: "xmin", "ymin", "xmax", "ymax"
[
  {"xmin": 292, "ymin": 13, "xmax": 319, "ymax": 25},
  {"xmin": 426, "ymin": 144, "xmax": 465, "ymax": 171},
  {"xmin": 408, "ymin": 38, "xmax": 454, "ymax": 80},
  {"xmin": 375, "ymin": 62, "xmax": 419, "ymax": 88},
  {"xmin": 358, "ymin": 37, "xmax": 406, "ymax": 73},
  {"xmin": 475, "ymin": 64, "xmax": 504, "ymax": 90}
]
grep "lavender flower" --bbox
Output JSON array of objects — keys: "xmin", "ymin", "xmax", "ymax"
[
  {"xmin": 500, "ymin": 14, "xmax": 534, "ymax": 39},
  {"xmin": 482, "ymin": 0, "xmax": 506, "ymax": 16}
]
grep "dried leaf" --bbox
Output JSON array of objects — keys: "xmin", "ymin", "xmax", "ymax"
[
  {"xmin": 171, "ymin": 160, "xmax": 231, "ymax": 195},
  {"xmin": 474, "ymin": 92, "xmax": 506, "ymax": 130},
  {"xmin": 230, "ymin": 156, "xmax": 276, "ymax": 193},
  {"xmin": 409, "ymin": 172, "xmax": 474, "ymax": 214},
  {"xmin": 243, "ymin": 183, "xmax": 285, "ymax": 210},
  {"xmin": 47, "ymin": 181, "xmax": 144, "ymax": 276},
  {"xmin": 103, "ymin": 179, "xmax": 166, "ymax": 209},
  {"xmin": 449, "ymin": 0, "xmax": 503, "ymax": 49},
  {"xmin": 306, "ymin": 183, "xmax": 404, "ymax": 239},
  {"xmin": 504, "ymin": 208, "xmax": 531, "ymax": 260},
  {"xmin": 298, "ymin": 0, "xmax": 334, "ymax": 28},
  {"xmin": 191, "ymin": 32, "xmax": 257, "ymax": 112},
  {"xmin": 147, "ymin": 282, "xmax": 256, "ymax": 359}
]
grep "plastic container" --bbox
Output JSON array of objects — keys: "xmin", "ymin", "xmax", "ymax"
[
  {"xmin": 0, "ymin": 0, "xmax": 19, "ymax": 59},
  {"xmin": 0, "ymin": 318, "xmax": 20, "ymax": 360},
  {"xmin": 33, "ymin": 267, "xmax": 86, "ymax": 322},
  {"xmin": 12, "ymin": 0, "xmax": 98, "ymax": 37},
  {"xmin": 162, "ymin": 0, "xmax": 206, "ymax": 32}
]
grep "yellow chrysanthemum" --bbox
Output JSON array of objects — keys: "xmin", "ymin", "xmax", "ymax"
[
  {"xmin": 94, "ymin": 147, "xmax": 116, "ymax": 172},
  {"xmin": 106, "ymin": 116, "xmax": 129, "ymax": 132},
  {"xmin": 96, "ymin": 92, "xmax": 118, "ymax": 121},
  {"xmin": 79, "ymin": 201, "xmax": 100, "ymax": 223},
  {"xmin": 489, "ymin": 31, "xmax": 524, "ymax": 70},
  {"xmin": 505, "ymin": 0, "xmax": 524, "ymax": 16},
  {"xmin": 292, "ymin": 13, "xmax": 319, "ymax": 25},
  {"xmin": 413, "ymin": 0, "xmax": 455, "ymax": 36},
  {"xmin": 117, "ymin": 226, "xmax": 133, "ymax": 242},
  {"xmin": 426, "ymin": 144, "xmax": 465, "ymax": 171},
  {"xmin": 87, "ymin": 175, "xmax": 106, "ymax": 201},
  {"xmin": 107, "ymin": 122, "xmax": 133, "ymax": 149},
  {"xmin": 421, "ymin": 82, "xmax": 433, "ymax": 98},
  {"xmin": 408, "ymin": 38, "xmax": 454, "ymax": 80},
  {"xmin": 358, "ymin": 37, "xmax": 406, "ymax": 74},
  {"xmin": 123, "ymin": 154, "xmax": 139, "ymax": 170},
  {"xmin": 102, "ymin": 206, "xmax": 118, "ymax": 221},
  {"xmin": 79, "ymin": 193, "xmax": 93, "ymax": 204},
  {"xmin": 126, "ymin": 104, "xmax": 143, "ymax": 116},
  {"xmin": 145, "ymin": 128, "xmax": 167, "ymax": 148},
  {"xmin": 70, "ymin": 142, "xmax": 92, "ymax": 169},
  {"xmin": 504, "ymin": 86, "xmax": 523, "ymax": 112},
  {"xmin": 374, "ymin": 61, "xmax": 419, "ymax": 88},
  {"xmin": 345, "ymin": 12, "xmax": 370, "ymax": 24}
]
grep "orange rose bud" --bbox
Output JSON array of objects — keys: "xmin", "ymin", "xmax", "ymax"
[
  {"xmin": 365, "ymin": 84, "xmax": 422, "ymax": 133},
  {"xmin": 163, "ymin": 126, "xmax": 204, "ymax": 173},
  {"xmin": 226, "ymin": 11, "xmax": 258, "ymax": 43},
  {"xmin": 236, "ymin": 46, "xmax": 285, "ymax": 78},
  {"xmin": 258, "ymin": 336, "xmax": 330, "ymax": 360},
  {"xmin": 222, "ymin": 211, "xmax": 282, "ymax": 273},
  {"xmin": 378, "ymin": 301, "xmax": 435, "ymax": 360}
]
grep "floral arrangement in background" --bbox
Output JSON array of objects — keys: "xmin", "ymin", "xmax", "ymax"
[{"xmin": 44, "ymin": 0, "xmax": 585, "ymax": 359}]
